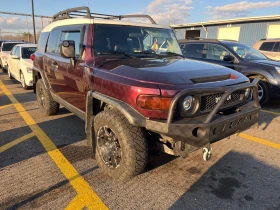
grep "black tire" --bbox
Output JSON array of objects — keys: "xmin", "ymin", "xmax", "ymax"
[
  {"xmin": 93, "ymin": 110, "xmax": 148, "ymax": 181},
  {"xmin": 36, "ymin": 79, "xmax": 59, "ymax": 116},
  {"xmin": 20, "ymin": 71, "xmax": 28, "ymax": 90},
  {"xmin": 7, "ymin": 66, "xmax": 13, "ymax": 79},
  {"xmin": 258, "ymin": 80, "xmax": 270, "ymax": 105}
]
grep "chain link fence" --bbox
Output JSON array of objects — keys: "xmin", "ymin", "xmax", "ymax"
[{"xmin": 0, "ymin": 11, "xmax": 52, "ymax": 43}]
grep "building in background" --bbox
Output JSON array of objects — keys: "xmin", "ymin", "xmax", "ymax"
[{"xmin": 171, "ymin": 15, "xmax": 280, "ymax": 46}]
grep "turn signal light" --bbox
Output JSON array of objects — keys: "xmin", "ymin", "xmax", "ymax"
[{"xmin": 137, "ymin": 95, "xmax": 172, "ymax": 110}]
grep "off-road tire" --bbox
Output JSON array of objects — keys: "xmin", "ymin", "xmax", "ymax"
[
  {"xmin": 93, "ymin": 110, "xmax": 148, "ymax": 181},
  {"xmin": 36, "ymin": 79, "xmax": 59, "ymax": 116}
]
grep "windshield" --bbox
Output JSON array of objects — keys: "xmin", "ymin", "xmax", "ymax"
[
  {"xmin": 93, "ymin": 24, "xmax": 182, "ymax": 57},
  {"xmin": 21, "ymin": 47, "xmax": 36, "ymax": 59},
  {"xmin": 2, "ymin": 43, "xmax": 22, "ymax": 52},
  {"xmin": 223, "ymin": 42, "xmax": 267, "ymax": 61}
]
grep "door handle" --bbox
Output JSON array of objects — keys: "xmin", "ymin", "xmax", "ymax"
[{"xmin": 51, "ymin": 62, "xmax": 58, "ymax": 69}]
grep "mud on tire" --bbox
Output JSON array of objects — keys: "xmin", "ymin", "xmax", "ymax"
[
  {"xmin": 93, "ymin": 110, "xmax": 148, "ymax": 181},
  {"xmin": 36, "ymin": 79, "xmax": 59, "ymax": 116}
]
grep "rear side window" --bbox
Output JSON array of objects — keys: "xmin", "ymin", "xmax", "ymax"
[
  {"xmin": 183, "ymin": 44, "xmax": 204, "ymax": 58},
  {"xmin": 259, "ymin": 42, "xmax": 275, "ymax": 51},
  {"xmin": 272, "ymin": 42, "xmax": 280, "ymax": 52},
  {"xmin": 46, "ymin": 29, "xmax": 60, "ymax": 54},
  {"xmin": 37, "ymin": 32, "xmax": 49, "ymax": 52}
]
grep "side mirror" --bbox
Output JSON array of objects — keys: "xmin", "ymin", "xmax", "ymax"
[
  {"xmin": 223, "ymin": 55, "xmax": 235, "ymax": 62},
  {"xmin": 60, "ymin": 40, "xmax": 75, "ymax": 58},
  {"xmin": 11, "ymin": 55, "xmax": 19, "ymax": 59}
]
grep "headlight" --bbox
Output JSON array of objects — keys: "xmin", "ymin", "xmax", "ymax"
[
  {"xmin": 276, "ymin": 67, "xmax": 280, "ymax": 74},
  {"xmin": 182, "ymin": 96, "xmax": 194, "ymax": 111},
  {"xmin": 180, "ymin": 96, "xmax": 199, "ymax": 117},
  {"xmin": 244, "ymin": 88, "xmax": 251, "ymax": 100}
]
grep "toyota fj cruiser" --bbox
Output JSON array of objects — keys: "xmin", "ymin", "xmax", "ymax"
[{"xmin": 32, "ymin": 7, "xmax": 261, "ymax": 180}]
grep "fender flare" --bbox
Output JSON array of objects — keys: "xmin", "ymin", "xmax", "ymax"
[{"xmin": 85, "ymin": 91, "xmax": 146, "ymax": 151}]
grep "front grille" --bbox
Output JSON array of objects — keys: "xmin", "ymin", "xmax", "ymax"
[{"xmin": 200, "ymin": 90, "xmax": 245, "ymax": 112}]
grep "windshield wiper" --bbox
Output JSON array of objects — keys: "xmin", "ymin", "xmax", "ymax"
[
  {"xmin": 164, "ymin": 51, "xmax": 184, "ymax": 58},
  {"xmin": 97, "ymin": 51, "xmax": 133, "ymax": 58},
  {"xmin": 133, "ymin": 50, "xmax": 162, "ymax": 58}
]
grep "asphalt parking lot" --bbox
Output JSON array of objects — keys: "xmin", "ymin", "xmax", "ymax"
[{"xmin": 1, "ymin": 69, "xmax": 280, "ymax": 210}]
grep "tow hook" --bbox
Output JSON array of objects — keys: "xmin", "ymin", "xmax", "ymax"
[{"xmin": 202, "ymin": 145, "xmax": 212, "ymax": 161}]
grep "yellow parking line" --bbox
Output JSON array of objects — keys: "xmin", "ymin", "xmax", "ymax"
[
  {"xmin": 239, "ymin": 133, "xmax": 280, "ymax": 150},
  {"xmin": 0, "ymin": 91, "xmax": 4, "ymax": 96},
  {"xmin": 0, "ymin": 132, "xmax": 35, "ymax": 153},
  {"xmin": 0, "ymin": 80, "xmax": 108, "ymax": 210},
  {"xmin": 261, "ymin": 109, "xmax": 280, "ymax": 116},
  {"xmin": 0, "ymin": 104, "xmax": 13, "ymax": 110},
  {"xmin": 65, "ymin": 195, "xmax": 86, "ymax": 210}
]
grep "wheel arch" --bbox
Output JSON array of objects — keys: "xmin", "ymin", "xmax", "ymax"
[{"xmin": 85, "ymin": 91, "xmax": 146, "ymax": 151}]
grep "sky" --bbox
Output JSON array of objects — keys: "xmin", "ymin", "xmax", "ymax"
[{"xmin": 0, "ymin": 0, "xmax": 280, "ymax": 33}]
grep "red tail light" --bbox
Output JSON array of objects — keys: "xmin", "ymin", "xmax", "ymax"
[{"xmin": 30, "ymin": 54, "xmax": 35, "ymax": 61}]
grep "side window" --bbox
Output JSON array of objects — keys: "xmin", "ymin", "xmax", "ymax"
[
  {"xmin": 37, "ymin": 32, "xmax": 49, "ymax": 52},
  {"xmin": 183, "ymin": 44, "xmax": 204, "ymax": 58},
  {"xmin": 11, "ymin": 47, "xmax": 17, "ymax": 55},
  {"xmin": 206, "ymin": 44, "xmax": 230, "ymax": 61},
  {"xmin": 15, "ymin": 47, "xmax": 20, "ymax": 57},
  {"xmin": 259, "ymin": 42, "xmax": 275, "ymax": 51},
  {"xmin": 272, "ymin": 42, "xmax": 280, "ymax": 52},
  {"xmin": 46, "ymin": 29, "xmax": 60, "ymax": 54},
  {"xmin": 60, "ymin": 31, "xmax": 81, "ymax": 57}
]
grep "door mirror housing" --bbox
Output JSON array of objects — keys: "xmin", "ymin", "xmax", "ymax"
[
  {"xmin": 60, "ymin": 40, "xmax": 75, "ymax": 58},
  {"xmin": 223, "ymin": 55, "xmax": 235, "ymax": 62},
  {"xmin": 11, "ymin": 55, "xmax": 19, "ymax": 59}
]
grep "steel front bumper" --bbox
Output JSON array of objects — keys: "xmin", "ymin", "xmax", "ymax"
[{"xmin": 146, "ymin": 79, "xmax": 261, "ymax": 147}]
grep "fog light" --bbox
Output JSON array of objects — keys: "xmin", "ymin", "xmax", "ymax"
[{"xmin": 182, "ymin": 96, "xmax": 194, "ymax": 111}]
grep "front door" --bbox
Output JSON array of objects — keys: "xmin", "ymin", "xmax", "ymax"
[{"xmin": 57, "ymin": 27, "xmax": 86, "ymax": 112}]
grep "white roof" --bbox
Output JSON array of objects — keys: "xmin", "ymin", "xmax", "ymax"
[
  {"xmin": 42, "ymin": 17, "xmax": 171, "ymax": 32},
  {"xmin": 16, "ymin": 44, "xmax": 37, "ymax": 48},
  {"xmin": 171, "ymin": 14, "xmax": 280, "ymax": 28}
]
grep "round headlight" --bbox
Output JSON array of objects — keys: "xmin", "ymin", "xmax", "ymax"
[
  {"xmin": 182, "ymin": 96, "xmax": 194, "ymax": 111},
  {"xmin": 244, "ymin": 88, "xmax": 251, "ymax": 99}
]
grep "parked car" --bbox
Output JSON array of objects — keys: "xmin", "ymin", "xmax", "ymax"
[
  {"xmin": 7, "ymin": 44, "xmax": 37, "ymax": 89},
  {"xmin": 179, "ymin": 39, "xmax": 280, "ymax": 105},
  {"xmin": 253, "ymin": 39, "xmax": 280, "ymax": 61},
  {"xmin": 0, "ymin": 41, "xmax": 24, "ymax": 72},
  {"xmin": 32, "ymin": 7, "xmax": 260, "ymax": 180}
]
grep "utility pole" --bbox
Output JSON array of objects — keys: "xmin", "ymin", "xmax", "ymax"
[{"xmin": 31, "ymin": 0, "xmax": 36, "ymax": 43}]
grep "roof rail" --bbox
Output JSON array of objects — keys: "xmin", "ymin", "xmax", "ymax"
[
  {"xmin": 109, "ymin": 15, "xmax": 156, "ymax": 24},
  {"xmin": 52, "ymin": 6, "xmax": 157, "ymax": 24}
]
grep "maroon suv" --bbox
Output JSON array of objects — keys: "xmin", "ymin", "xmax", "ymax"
[{"xmin": 32, "ymin": 7, "xmax": 261, "ymax": 180}]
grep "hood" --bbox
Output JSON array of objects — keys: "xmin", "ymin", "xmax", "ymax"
[
  {"xmin": 1, "ymin": 51, "xmax": 11, "ymax": 56},
  {"xmin": 250, "ymin": 59, "xmax": 280, "ymax": 67},
  {"xmin": 97, "ymin": 58, "xmax": 246, "ymax": 85}
]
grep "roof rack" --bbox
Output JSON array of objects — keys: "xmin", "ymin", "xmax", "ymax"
[
  {"xmin": 260, "ymin": 38, "xmax": 280, "ymax": 40},
  {"xmin": 52, "ymin": 6, "xmax": 157, "ymax": 24}
]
